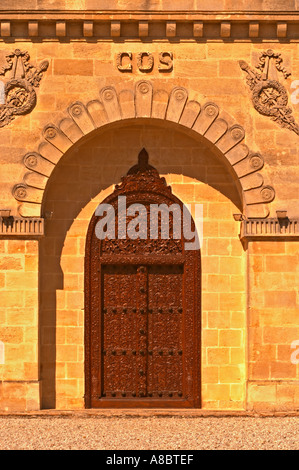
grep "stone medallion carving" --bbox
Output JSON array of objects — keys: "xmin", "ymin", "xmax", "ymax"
[
  {"xmin": 0, "ymin": 49, "xmax": 49, "ymax": 127},
  {"xmin": 239, "ymin": 49, "xmax": 299, "ymax": 136}
]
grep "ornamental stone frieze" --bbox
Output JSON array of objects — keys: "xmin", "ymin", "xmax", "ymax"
[{"xmin": 0, "ymin": 49, "xmax": 49, "ymax": 128}]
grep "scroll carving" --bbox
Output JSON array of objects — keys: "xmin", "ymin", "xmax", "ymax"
[
  {"xmin": 239, "ymin": 49, "xmax": 299, "ymax": 136},
  {"xmin": 0, "ymin": 49, "xmax": 49, "ymax": 128}
]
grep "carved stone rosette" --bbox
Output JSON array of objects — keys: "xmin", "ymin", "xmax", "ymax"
[
  {"xmin": 0, "ymin": 49, "xmax": 49, "ymax": 128},
  {"xmin": 239, "ymin": 49, "xmax": 299, "ymax": 136}
]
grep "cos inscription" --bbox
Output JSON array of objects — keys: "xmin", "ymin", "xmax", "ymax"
[{"xmin": 117, "ymin": 52, "xmax": 173, "ymax": 72}]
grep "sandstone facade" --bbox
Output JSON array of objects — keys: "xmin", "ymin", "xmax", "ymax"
[{"xmin": 0, "ymin": 1, "xmax": 298, "ymax": 412}]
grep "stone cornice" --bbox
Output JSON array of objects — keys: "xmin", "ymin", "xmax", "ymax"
[
  {"xmin": 240, "ymin": 218, "xmax": 299, "ymax": 241},
  {"xmin": 0, "ymin": 13, "xmax": 299, "ymax": 41},
  {"xmin": 0, "ymin": 11, "xmax": 299, "ymax": 18},
  {"xmin": 0, "ymin": 216, "xmax": 44, "ymax": 237}
]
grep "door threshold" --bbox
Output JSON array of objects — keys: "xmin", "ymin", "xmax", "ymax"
[{"xmin": 1, "ymin": 409, "xmax": 299, "ymax": 418}]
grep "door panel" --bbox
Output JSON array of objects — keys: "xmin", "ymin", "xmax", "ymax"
[
  {"xmin": 101, "ymin": 264, "xmax": 185, "ymax": 402},
  {"xmin": 147, "ymin": 265, "xmax": 184, "ymax": 398},
  {"xmin": 102, "ymin": 265, "xmax": 141, "ymax": 397}
]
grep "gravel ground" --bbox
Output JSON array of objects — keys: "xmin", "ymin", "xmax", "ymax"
[{"xmin": 0, "ymin": 415, "xmax": 298, "ymax": 450}]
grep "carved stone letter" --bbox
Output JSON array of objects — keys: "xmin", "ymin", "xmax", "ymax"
[
  {"xmin": 137, "ymin": 52, "xmax": 154, "ymax": 73},
  {"xmin": 158, "ymin": 52, "xmax": 173, "ymax": 72},
  {"xmin": 116, "ymin": 52, "xmax": 133, "ymax": 72}
]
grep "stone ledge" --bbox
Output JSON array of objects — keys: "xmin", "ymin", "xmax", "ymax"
[
  {"xmin": 0, "ymin": 409, "xmax": 299, "ymax": 418},
  {"xmin": 0, "ymin": 216, "xmax": 44, "ymax": 238},
  {"xmin": 240, "ymin": 218, "xmax": 299, "ymax": 241}
]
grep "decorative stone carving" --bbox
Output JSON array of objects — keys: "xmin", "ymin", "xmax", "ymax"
[
  {"xmin": 0, "ymin": 49, "xmax": 49, "ymax": 128},
  {"xmin": 117, "ymin": 52, "xmax": 173, "ymax": 73},
  {"xmin": 260, "ymin": 186, "xmax": 275, "ymax": 202},
  {"xmin": 24, "ymin": 153, "xmax": 38, "ymax": 169},
  {"xmin": 43, "ymin": 125, "xmax": 57, "ymax": 140},
  {"xmin": 70, "ymin": 103, "xmax": 83, "ymax": 117},
  {"xmin": 13, "ymin": 184, "xmax": 28, "ymax": 200},
  {"xmin": 239, "ymin": 49, "xmax": 299, "ymax": 135},
  {"xmin": 249, "ymin": 154, "xmax": 264, "ymax": 170},
  {"xmin": 13, "ymin": 81, "xmax": 276, "ymax": 220},
  {"xmin": 136, "ymin": 81, "xmax": 151, "ymax": 95}
]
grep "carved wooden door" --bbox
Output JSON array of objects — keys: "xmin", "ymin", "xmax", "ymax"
[{"xmin": 85, "ymin": 149, "xmax": 201, "ymax": 408}]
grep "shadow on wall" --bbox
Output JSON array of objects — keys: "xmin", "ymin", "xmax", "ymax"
[{"xmin": 39, "ymin": 121, "xmax": 242, "ymax": 409}]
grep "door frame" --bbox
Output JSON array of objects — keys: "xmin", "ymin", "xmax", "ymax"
[{"xmin": 84, "ymin": 152, "xmax": 201, "ymax": 408}]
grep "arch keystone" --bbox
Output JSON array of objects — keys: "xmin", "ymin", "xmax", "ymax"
[
  {"xmin": 119, "ymin": 89, "xmax": 135, "ymax": 119},
  {"xmin": 151, "ymin": 89, "xmax": 169, "ymax": 120}
]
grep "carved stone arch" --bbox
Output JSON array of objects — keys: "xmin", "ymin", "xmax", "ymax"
[{"xmin": 13, "ymin": 80, "xmax": 275, "ymax": 219}]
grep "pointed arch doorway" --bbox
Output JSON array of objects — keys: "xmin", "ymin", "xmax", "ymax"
[{"xmin": 85, "ymin": 149, "xmax": 201, "ymax": 408}]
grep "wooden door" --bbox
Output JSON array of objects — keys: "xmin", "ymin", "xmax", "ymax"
[{"xmin": 85, "ymin": 149, "xmax": 201, "ymax": 408}]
